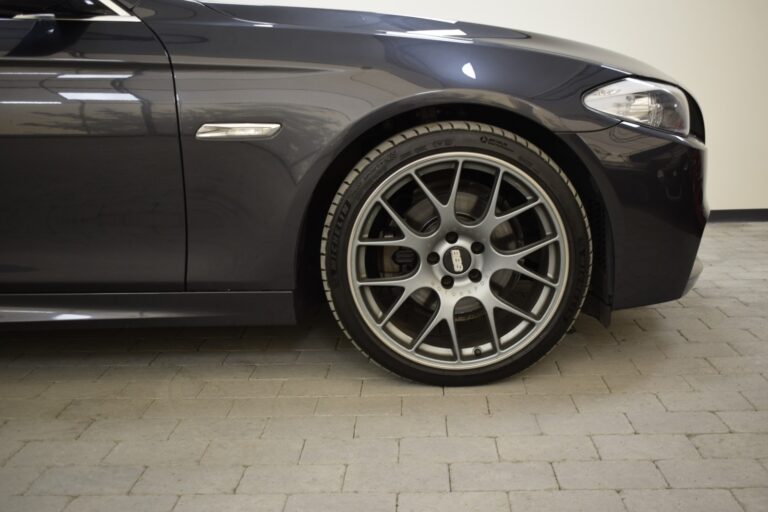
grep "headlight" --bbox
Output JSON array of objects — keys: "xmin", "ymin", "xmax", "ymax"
[{"xmin": 583, "ymin": 78, "xmax": 690, "ymax": 136}]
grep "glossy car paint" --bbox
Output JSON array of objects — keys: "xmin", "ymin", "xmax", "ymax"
[
  {"xmin": 0, "ymin": 0, "xmax": 707, "ymax": 325},
  {"xmin": 0, "ymin": 14, "xmax": 185, "ymax": 293}
]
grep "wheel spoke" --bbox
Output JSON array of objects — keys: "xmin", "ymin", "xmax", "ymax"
[
  {"xmin": 511, "ymin": 233, "xmax": 559, "ymax": 259},
  {"xmin": 488, "ymin": 293, "xmax": 540, "ymax": 325},
  {"xmin": 482, "ymin": 301, "xmax": 502, "ymax": 354},
  {"xmin": 497, "ymin": 198, "xmax": 541, "ymax": 224},
  {"xmin": 410, "ymin": 159, "xmax": 463, "ymax": 228},
  {"xmin": 376, "ymin": 199, "xmax": 425, "ymax": 249},
  {"xmin": 358, "ymin": 272, "xmax": 418, "ymax": 287},
  {"xmin": 514, "ymin": 265, "xmax": 558, "ymax": 287},
  {"xmin": 378, "ymin": 287, "xmax": 412, "ymax": 326}
]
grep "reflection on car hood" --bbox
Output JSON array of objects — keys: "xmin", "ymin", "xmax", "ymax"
[{"xmin": 202, "ymin": 2, "xmax": 672, "ymax": 81}]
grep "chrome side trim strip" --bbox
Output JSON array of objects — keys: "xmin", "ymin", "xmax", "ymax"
[
  {"xmin": 10, "ymin": 0, "xmax": 139, "ymax": 22},
  {"xmin": 196, "ymin": 123, "xmax": 282, "ymax": 140}
]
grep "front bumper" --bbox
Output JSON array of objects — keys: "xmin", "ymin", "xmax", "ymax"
[{"xmin": 561, "ymin": 122, "xmax": 707, "ymax": 310}]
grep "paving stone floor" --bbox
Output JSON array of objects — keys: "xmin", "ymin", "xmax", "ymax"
[{"xmin": 0, "ymin": 222, "xmax": 767, "ymax": 512}]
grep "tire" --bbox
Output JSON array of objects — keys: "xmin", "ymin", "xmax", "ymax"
[{"xmin": 321, "ymin": 121, "xmax": 592, "ymax": 385}]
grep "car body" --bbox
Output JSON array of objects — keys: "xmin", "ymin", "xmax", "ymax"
[{"xmin": 0, "ymin": 1, "xmax": 706, "ymax": 344}]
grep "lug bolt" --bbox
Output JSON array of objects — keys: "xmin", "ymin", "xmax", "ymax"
[
  {"xmin": 469, "ymin": 269, "xmax": 482, "ymax": 282},
  {"xmin": 441, "ymin": 276, "xmax": 454, "ymax": 289},
  {"xmin": 445, "ymin": 232, "xmax": 458, "ymax": 244},
  {"xmin": 427, "ymin": 252, "xmax": 440, "ymax": 265},
  {"xmin": 471, "ymin": 242, "xmax": 485, "ymax": 254}
]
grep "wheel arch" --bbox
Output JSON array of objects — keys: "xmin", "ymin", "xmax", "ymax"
[{"xmin": 295, "ymin": 102, "xmax": 615, "ymax": 322}]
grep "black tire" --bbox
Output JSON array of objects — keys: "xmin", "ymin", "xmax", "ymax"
[{"xmin": 321, "ymin": 121, "xmax": 592, "ymax": 385}]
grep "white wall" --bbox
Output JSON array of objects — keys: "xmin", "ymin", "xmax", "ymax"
[{"xmin": 259, "ymin": 0, "xmax": 768, "ymax": 210}]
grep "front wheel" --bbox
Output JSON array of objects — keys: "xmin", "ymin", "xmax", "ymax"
[{"xmin": 321, "ymin": 122, "xmax": 592, "ymax": 385}]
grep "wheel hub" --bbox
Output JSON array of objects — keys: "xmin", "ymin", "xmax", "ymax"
[{"xmin": 441, "ymin": 245, "xmax": 472, "ymax": 275}]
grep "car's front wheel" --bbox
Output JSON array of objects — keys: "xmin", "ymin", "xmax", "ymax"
[{"xmin": 321, "ymin": 121, "xmax": 592, "ymax": 385}]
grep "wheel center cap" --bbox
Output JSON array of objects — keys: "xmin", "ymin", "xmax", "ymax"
[{"xmin": 442, "ymin": 246, "xmax": 472, "ymax": 275}]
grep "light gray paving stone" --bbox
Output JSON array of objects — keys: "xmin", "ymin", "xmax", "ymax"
[
  {"xmin": 399, "ymin": 491, "xmax": 508, "ymax": 512},
  {"xmin": 632, "ymin": 357, "xmax": 718, "ymax": 376},
  {"xmin": 170, "ymin": 418, "xmax": 266, "ymax": 439},
  {"xmin": 344, "ymin": 463, "xmax": 449, "ymax": 492},
  {"xmin": 175, "ymin": 365, "xmax": 254, "ymax": 380},
  {"xmin": 63, "ymin": 495, "xmax": 178, "ymax": 512},
  {"xmin": 592, "ymin": 434, "xmax": 700, "ymax": 460},
  {"xmin": 197, "ymin": 380, "xmax": 283, "ymax": 398},
  {"xmin": 627, "ymin": 411, "xmax": 728, "ymax": 434},
  {"xmin": 399, "ymin": 437, "xmax": 498, "ymax": 463},
  {"xmin": 355, "ymin": 415, "xmax": 446, "ymax": 438},
  {"xmin": 603, "ymin": 375, "xmax": 692, "ymax": 393},
  {"xmin": 143, "ymin": 399, "xmax": 233, "ymax": 418},
  {"xmin": 29, "ymin": 466, "xmax": 143, "ymax": 495},
  {"xmin": 174, "ymin": 494, "xmax": 286, "ymax": 512},
  {"xmin": 684, "ymin": 374, "xmax": 768, "ymax": 392},
  {"xmin": 238, "ymin": 464, "xmax": 345, "ymax": 493},
  {"xmin": 508, "ymin": 490, "xmax": 625, "ymax": 512},
  {"xmin": 133, "ymin": 465, "xmax": 245, "ymax": 494},
  {"xmin": 324, "ymin": 362, "xmax": 392, "ymax": 379},
  {"xmin": 447, "ymin": 414, "xmax": 540, "ymax": 437},
  {"xmin": 636, "ymin": 317, "xmax": 707, "ymax": 331},
  {"xmin": 742, "ymin": 389, "xmax": 768, "ymax": 409},
  {"xmin": 488, "ymin": 395, "xmax": 577, "ymax": 415},
  {"xmin": 497, "ymin": 435, "xmax": 597, "ymax": 461},
  {"xmin": 103, "ymin": 439, "xmax": 209, "ymax": 465},
  {"xmin": 733, "ymin": 488, "xmax": 768, "ymax": 512},
  {"xmin": 202, "ymin": 439, "xmax": 303, "ymax": 465},
  {"xmin": 119, "ymin": 379, "xmax": 204, "ymax": 399},
  {"xmin": 0, "ymin": 419, "xmax": 90, "ymax": 441},
  {"xmin": 262, "ymin": 416, "xmax": 354, "ymax": 439},
  {"xmin": 79, "ymin": 418, "xmax": 178, "ymax": 441},
  {"xmin": 0, "ymin": 466, "xmax": 45, "ymax": 495},
  {"xmin": 8, "ymin": 440, "xmax": 114, "ymax": 466},
  {"xmin": 621, "ymin": 489, "xmax": 743, "ymax": 512},
  {"xmin": 657, "ymin": 342, "xmax": 738, "ymax": 358},
  {"xmin": 537, "ymin": 413, "xmax": 634, "ymax": 435},
  {"xmin": 250, "ymin": 364, "xmax": 328, "ymax": 379},
  {"xmin": 403, "ymin": 396, "xmax": 489, "ymax": 415},
  {"xmin": 278, "ymin": 379, "xmax": 362, "ymax": 397},
  {"xmin": 708, "ymin": 356, "xmax": 768, "ymax": 374},
  {"xmin": 0, "ymin": 496, "xmax": 69, "ymax": 512},
  {"xmin": 284, "ymin": 493, "xmax": 395, "ymax": 512},
  {"xmin": 523, "ymin": 376, "xmax": 608, "ymax": 395},
  {"xmin": 557, "ymin": 358, "xmax": 639, "ymax": 376},
  {"xmin": 554, "ymin": 461, "xmax": 666, "ymax": 489},
  {"xmin": 730, "ymin": 340, "xmax": 768, "ymax": 356},
  {"xmin": 151, "ymin": 352, "xmax": 227, "ymax": 366},
  {"xmin": 41, "ymin": 380, "xmax": 128, "ymax": 399},
  {"xmin": 443, "ymin": 378, "xmax": 525, "ymax": 395},
  {"xmin": 657, "ymin": 459, "xmax": 768, "ymax": 488},
  {"xmin": 717, "ymin": 411, "xmax": 768, "ymax": 432},
  {"xmin": 451, "ymin": 462, "xmax": 556, "ymax": 491},
  {"xmin": 692, "ymin": 433, "xmax": 768, "ymax": 458},
  {"xmin": 58, "ymin": 399, "xmax": 152, "ymax": 420},
  {"xmin": 571, "ymin": 393, "xmax": 665, "ymax": 413},
  {"xmin": 315, "ymin": 396, "xmax": 400, "ymax": 416},
  {"xmin": 361, "ymin": 379, "xmax": 444, "ymax": 396},
  {"xmin": 228, "ymin": 397, "xmax": 317, "ymax": 417},
  {"xmin": 657, "ymin": 391, "xmax": 754, "ymax": 411},
  {"xmin": 0, "ymin": 380, "xmax": 52, "ymax": 399},
  {"xmin": 300, "ymin": 438, "xmax": 397, "ymax": 464},
  {"xmin": 0, "ymin": 439, "xmax": 23, "ymax": 464},
  {"xmin": 681, "ymin": 328, "xmax": 759, "ymax": 343},
  {"xmin": 0, "ymin": 399, "xmax": 70, "ymax": 419}
]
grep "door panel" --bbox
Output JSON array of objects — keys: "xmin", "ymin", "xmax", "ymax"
[{"xmin": 0, "ymin": 15, "xmax": 185, "ymax": 292}]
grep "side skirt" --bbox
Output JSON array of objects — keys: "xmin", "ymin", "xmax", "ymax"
[{"xmin": 0, "ymin": 291, "xmax": 296, "ymax": 328}]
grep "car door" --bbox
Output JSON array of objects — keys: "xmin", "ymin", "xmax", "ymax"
[{"xmin": 0, "ymin": 0, "xmax": 186, "ymax": 292}]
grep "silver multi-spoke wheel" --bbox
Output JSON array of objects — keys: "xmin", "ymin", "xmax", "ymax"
[{"xmin": 347, "ymin": 151, "xmax": 569, "ymax": 371}]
